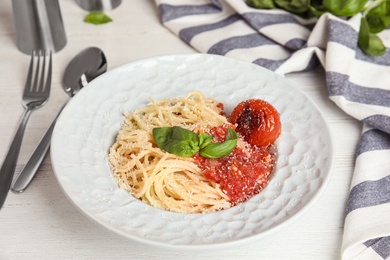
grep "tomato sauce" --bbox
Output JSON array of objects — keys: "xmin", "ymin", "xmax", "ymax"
[{"xmin": 194, "ymin": 124, "xmax": 275, "ymax": 205}]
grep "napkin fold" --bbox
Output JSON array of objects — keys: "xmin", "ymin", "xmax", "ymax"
[{"xmin": 154, "ymin": 0, "xmax": 390, "ymax": 259}]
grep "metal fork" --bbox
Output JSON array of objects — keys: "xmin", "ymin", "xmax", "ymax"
[{"xmin": 0, "ymin": 50, "xmax": 52, "ymax": 209}]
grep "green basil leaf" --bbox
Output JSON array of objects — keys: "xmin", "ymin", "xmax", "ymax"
[
  {"xmin": 198, "ymin": 133, "xmax": 213, "ymax": 149},
  {"xmin": 153, "ymin": 126, "xmax": 200, "ymax": 157},
  {"xmin": 358, "ymin": 17, "xmax": 387, "ymax": 56},
  {"xmin": 323, "ymin": 0, "xmax": 368, "ymax": 16},
  {"xmin": 170, "ymin": 126, "xmax": 199, "ymax": 145},
  {"xmin": 359, "ymin": 17, "xmax": 372, "ymax": 50},
  {"xmin": 199, "ymin": 128, "xmax": 238, "ymax": 159},
  {"xmin": 165, "ymin": 140, "xmax": 200, "ymax": 157},
  {"xmin": 153, "ymin": 126, "xmax": 238, "ymax": 159},
  {"xmin": 274, "ymin": 0, "xmax": 310, "ymax": 14},
  {"xmin": 366, "ymin": 0, "xmax": 390, "ymax": 16},
  {"xmin": 225, "ymin": 128, "xmax": 239, "ymax": 140},
  {"xmin": 308, "ymin": 0, "xmax": 326, "ymax": 17},
  {"xmin": 84, "ymin": 11, "xmax": 113, "ymax": 25},
  {"xmin": 366, "ymin": 0, "xmax": 390, "ymax": 33},
  {"xmin": 366, "ymin": 14, "xmax": 386, "ymax": 33},
  {"xmin": 153, "ymin": 127, "xmax": 172, "ymax": 147},
  {"xmin": 246, "ymin": 0, "xmax": 275, "ymax": 9},
  {"xmin": 199, "ymin": 139, "xmax": 238, "ymax": 159}
]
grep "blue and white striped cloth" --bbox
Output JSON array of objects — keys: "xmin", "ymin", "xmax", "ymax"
[{"xmin": 154, "ymin": 0, "xmax": 390, "ymax": 259}]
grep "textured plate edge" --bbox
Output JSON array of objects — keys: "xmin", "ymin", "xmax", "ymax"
[{"xmin": 50, "ymin": 53, "xmax": 335, "ymax": 250}]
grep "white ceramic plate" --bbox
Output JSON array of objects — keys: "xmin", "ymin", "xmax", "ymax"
[{"xmin": 51, "ymin": 54, "xmax": 333, "ymax": 250}]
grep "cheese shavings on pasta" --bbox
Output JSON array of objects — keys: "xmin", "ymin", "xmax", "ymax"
[{"xmin": 108, "ymin": 91, "xmax": 231, "ymax": 213}]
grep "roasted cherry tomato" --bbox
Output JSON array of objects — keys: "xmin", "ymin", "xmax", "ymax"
[{"xmin": 229, "ymin": 99, "xmax": 281, "ymax": 147}]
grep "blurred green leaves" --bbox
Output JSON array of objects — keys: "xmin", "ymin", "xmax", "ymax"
[
  {"xmin": 84, "ymin": 11, "xmax": 113, "ymax": 25},
  {"xmin": 246, "ymin": 0, "xmax": 389, "ymax": 56}
]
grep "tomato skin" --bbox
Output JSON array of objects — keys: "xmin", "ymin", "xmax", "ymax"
[{"xmin": 229, "ymin": 99, "xmax": 281, "ymax": 147}]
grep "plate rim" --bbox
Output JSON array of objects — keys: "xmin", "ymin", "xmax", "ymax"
[{"xmin": 51, "ymin": 53, "xmax": 334, "ymax": 250}]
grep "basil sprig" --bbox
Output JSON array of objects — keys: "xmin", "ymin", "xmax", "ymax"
[
  {"xmin": 84, "ymin": 12, "xmax": 113, "ymax": 25},
  {"xmin": 246, "ymin": 0, "xmax": 390, "ymax": 56},
  {"xmin": 199, "ymin": 128, "xmax": 239, "ymax": 159},
  {"xmin": 152, "ymin": 126, "xmax": 238, "ymax": 159},
  {"xmin": 358, "ymin": 0, "xmax": 390, "ymax": 56}
]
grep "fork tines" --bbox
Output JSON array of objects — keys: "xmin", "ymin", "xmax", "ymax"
[{"xmin": 26, "ymin": 50, "xmax": 52, "ymax": 94}]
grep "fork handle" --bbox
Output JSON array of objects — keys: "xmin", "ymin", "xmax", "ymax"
[
  {"xmin": 11, "ymin": 100, "xmax": 68, "ymax": 193},
  {"xmin": 11, "ymin": 115, "xmax": 57, "ymax": 193},
  {"xmin": 0, "ymin": 108, "xmax": 33, "ymax": 209}
]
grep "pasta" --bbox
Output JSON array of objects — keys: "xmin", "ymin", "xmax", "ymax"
[
  {"xmin": 108, "ymin": 91, "xmax": 232, "ymax": 213},
  {"xmin": 108, "ymin": 91, "xmax": 278, "ymax": 214}
]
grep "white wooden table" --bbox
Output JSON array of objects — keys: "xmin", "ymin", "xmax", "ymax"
[{"xmin": 0, "ymin": 1, "xmax": 362, "ymax": 259}]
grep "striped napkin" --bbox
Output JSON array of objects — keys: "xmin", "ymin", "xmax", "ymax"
[{"xmin": 154, "ymin": 0, "xmax": 390, "ymax": 259}]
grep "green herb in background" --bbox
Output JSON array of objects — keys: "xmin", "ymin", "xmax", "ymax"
[
  {"xmin": 365, "ymin": 0, "xmax": 390, "ymax": 33},
  {"xmin": 84, "ymin": 11, "xmax": 113, "ymax": 25},
  {"xmin": 152, "ymin": 126, "xmax": 238, "ymax": 159},
  {"xmin": 359, "ymin": 16, "xmax": 387, "ymax": 55},
  {"xmin": 245, "ymin": 0, "xmax": 390, "ymax": 56}
]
